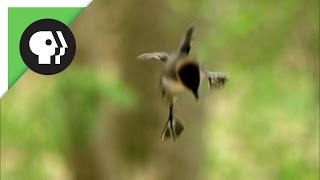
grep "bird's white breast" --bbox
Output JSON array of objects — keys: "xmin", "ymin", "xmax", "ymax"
[{"xmin": 162, "ymin": 77, "xmax": 186, "ymax": 94}]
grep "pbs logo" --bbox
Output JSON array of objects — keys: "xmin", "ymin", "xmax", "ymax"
[{"xmin": 20, "ymin": 19, "xmax": 76, "ymax": 75}]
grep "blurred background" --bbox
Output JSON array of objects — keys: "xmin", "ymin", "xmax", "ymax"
[{"xmin": 1, "ymin": 0, "xmax": 319, "ymax": 179}]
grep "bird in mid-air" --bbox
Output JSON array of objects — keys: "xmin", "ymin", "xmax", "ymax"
[{"xmin": 137, "ymin": 25, "xmax": 229, "ymax": 141}]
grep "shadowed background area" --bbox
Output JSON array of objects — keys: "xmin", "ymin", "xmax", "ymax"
[{"xmin": 1, "ymin": 0, "xmax": 319, "ymax": 179}]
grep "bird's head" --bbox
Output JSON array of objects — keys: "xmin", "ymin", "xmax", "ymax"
[{"xmin": 176, "ymin": 58, "xmax": 201, "ymax": 101}]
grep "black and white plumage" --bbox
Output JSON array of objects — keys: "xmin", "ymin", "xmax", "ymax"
[{"xmin": 137, "ymin": 25, "xmax": 228, "ymax": 141}]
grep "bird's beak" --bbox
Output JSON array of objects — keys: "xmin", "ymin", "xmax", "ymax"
[{"xmin": 193, "ymin": 91, "xmax": 199, "ymax": 101}]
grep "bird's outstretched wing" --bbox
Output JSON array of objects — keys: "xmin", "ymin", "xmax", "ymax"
[
  {"xmin": 205, "ymin": 71, "xmax": 229, "ymax": 90},
  {"xmin": 137, "ymin": 52, "xmax": 170, "ymax": 62},
  {"xmin": 178, "ymin": 24, "xmax": 195, "ymax": 55}
]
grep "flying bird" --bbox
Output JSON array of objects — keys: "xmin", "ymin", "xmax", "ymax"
[{"xmin": 137, "ymin": 25, "xmax": 228, "ymax": 141}]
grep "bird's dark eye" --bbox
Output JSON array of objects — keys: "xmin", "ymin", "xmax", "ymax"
[{"xmin": 178, "ymin": 63, "xmax": 200, "ymax": 92}]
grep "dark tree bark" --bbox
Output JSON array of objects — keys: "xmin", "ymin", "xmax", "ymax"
[
  {"xmin": 69, "ymin": 0, "xmax": 204, "ymax": 179},
  {"xmin": 114, "ymin": 1, "xmax": 204, "ymax": 180}
]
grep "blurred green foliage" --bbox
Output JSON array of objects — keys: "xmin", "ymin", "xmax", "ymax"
[{"xmin": 1, "ymin": 67, "xmax": 137, "ymax": 179}]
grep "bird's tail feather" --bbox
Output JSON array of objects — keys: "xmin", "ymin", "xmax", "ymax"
[
  {"xmin": 179, "ymin": 24, "xmax": 195, "ymax": 55},
  {"xmin": 161, "ymin": 116, "xmax": 185, "ymax": 141}
]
